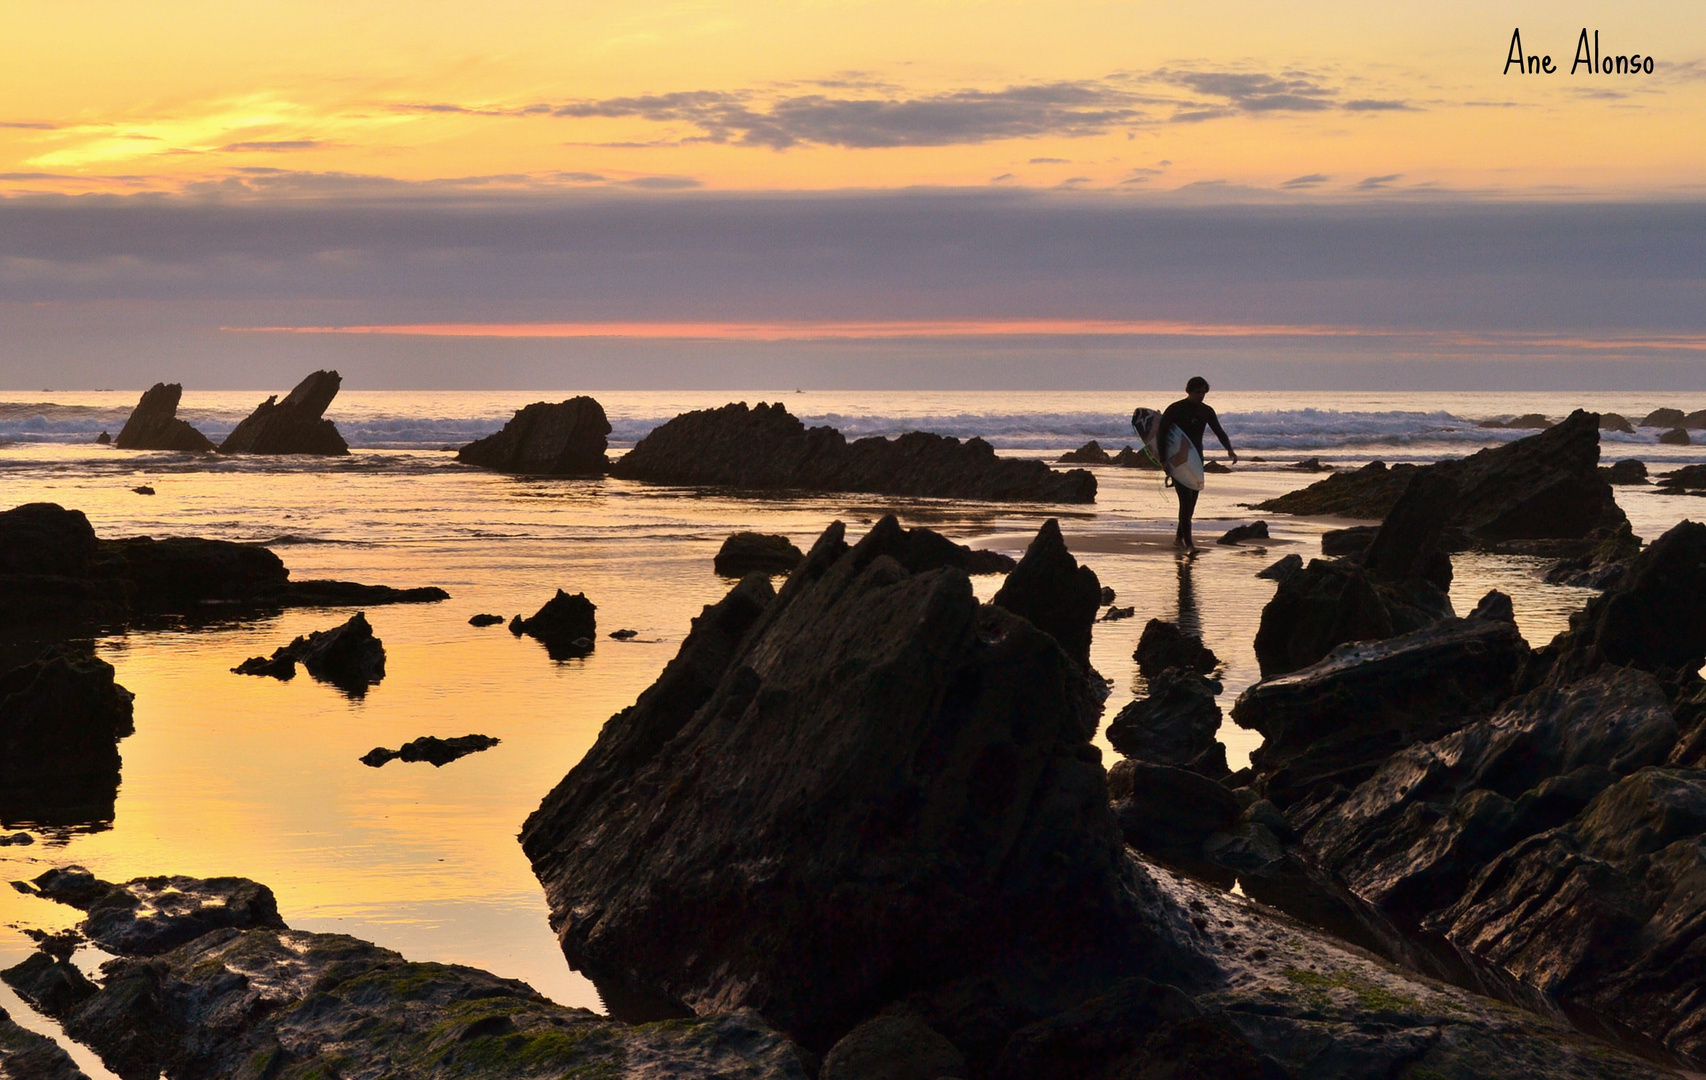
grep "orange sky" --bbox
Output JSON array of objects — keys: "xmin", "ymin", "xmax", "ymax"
[{"xmin": 4, "ymin": 1, "xmax": 1703, "ymax": 198}]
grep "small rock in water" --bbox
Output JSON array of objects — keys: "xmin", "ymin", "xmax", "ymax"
[
  {"xmin": 0, "ymin": 832, "xmax": 34, "ymax": 846},
  {"xmin": 1290, "ymin": 457, "xmax": 1332, "ymax": 471},
  {"xmin": 1660, "ymin": 427, "xmax": 1692, "ymax": 445},
  {"xmin": 714, "ymin": 532, "xmax": 804, "ymax": 577},
  {"xmin": 95, "ymin": 431, "xmax": 111, "ymax": 444},
  {"xmin": 1215, "ymin": 521, "xmax": 1268, "ymax": 545},
  {"xmin": 131, "ymin": 485, "xmax": 155, "ymax": 495},
  {"xmin": 1203, "ymin": 460, "xmax": 1231, "ymax": 473},
  {"xmin": 1320, "ymin": 524, "xmax": 1379, "ymax": 556},
  {"xmin": 361, "ymin": 734, "xmax": 500, "ymax": 768},
  {"xmin": 1601, "ymin": 459, "xmax": 1648, "ymax": 485},
  {"xmin": 1099, "ymin": 585, "xmax": 1116, "ymax": 605},
  {"xmin": 610, "ymin": 629, "xmax": 638, "ymax": 640},
  {"xmin": 1100, "ymin": 605, "xmax": 1135, "ymax": 621},
  {"xmin": 231, "ymin": 613, "xmax": 385, "ymax": 695},
  {"xmin": 1059, "ymin": 440, "xmax": 1112, "ymax": 464},
  {"xmin": 512, "ymin": 590, "xmax": 597, "ymax": 659},
  {"xmin": 1256, "ymin": 553, "xmax": 1303, "ymax": 581},
  {"xmin": 1599, "ymin": 412, "xmax": 1636, "ymax": 434},
  {"xmin": 1134, "ymin": 619, "xmax": 1219, "ymax": 681},
  {"xmin": 467, "ymin": 613, "xmax": 504, "ymax": 627},
  {"xmin": 1641, "ymin": 407, "xmax": 1686, "ymax": 428}
]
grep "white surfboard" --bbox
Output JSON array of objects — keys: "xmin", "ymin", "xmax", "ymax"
[{"xmin": 1131, "ymin": 407, "xmax": 1205, "ymax": 491}]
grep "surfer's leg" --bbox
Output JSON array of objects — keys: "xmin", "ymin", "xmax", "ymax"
[{"xmin": 1175, "ymin": 484, "xmax": 1199, "ymax": 550}]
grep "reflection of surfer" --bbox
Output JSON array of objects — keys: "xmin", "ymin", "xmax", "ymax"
[{"xmin": 1161, "ymin": 377, "xmax": 1236, "ymax": 554}]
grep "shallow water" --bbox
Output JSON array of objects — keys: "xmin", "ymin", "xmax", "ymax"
[{"xmin": 0, "ymin": 390, "xmax": 1702, "ymax": 1019}]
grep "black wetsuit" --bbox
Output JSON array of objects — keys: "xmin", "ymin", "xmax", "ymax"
[{"xmin": 1161, "ymin": 397, "xmax": 1233, "ymax": 547}]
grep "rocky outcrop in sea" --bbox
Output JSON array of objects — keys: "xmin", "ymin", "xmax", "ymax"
[
  {"xmin": 510, "ymin": 590, "xmax": 598, "ymax": 659},
  {"xmin": 232, "ymin": 612, "xmax": 387, "ymax": 696},
  {"xmin": 218, "ymin": 370, "xmax": 349, "ymax": 455},
  {"xmin": 456, "ymin": 396, "xmax": 611, "ymax": 474},
  {"xmin": 112, "ymin": 382, "xmax": 214, "ymax": 452}
]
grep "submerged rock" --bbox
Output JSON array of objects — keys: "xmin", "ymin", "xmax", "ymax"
[
  {"xmin": 233, "ymin": 613, "xmax": 386, "ymax": 695},
  {"xmin": 455, "ymin": 396, "xmax": 610, "ymax": 474},
  {"xmin": 714, "ymin": 532, "xmax": 805, "ymax": 577},
  {"xmin": 0, "ymin": 647, "xmax": 134, "ymax": 828},
  {"xmin": 511, "ymin": 590, "xmax": 597, "ymax": 659},
  {"xmin": 990, "ymin": 518, "xmax": 1102, "ymax": 669},
  {"xmin": 610, "ymin": 401, "xmax": 1096, "ymax": 503},
  {"xmin": 218, "ymin": 369, "xmax": 349, "ymax": 455},
  {"xmin": 1289, "ymin": 457, "xmax": 1332, "ymax": 471},
  {"xmin": 112, "ymin": 382, "xmax": 214, "ymax": 452},
  {"xmin": 361, "ymin": 734, "xmax": 500, "ymax": 767}
]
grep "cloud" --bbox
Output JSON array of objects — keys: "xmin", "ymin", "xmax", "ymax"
[
  {"xmin": 0, "ymin": 121, "xmax": 57, "ymax": 130},
  {"xmin": 1154, "ymin": 68, "xmax": 1417, "ymax": 120},
  {"xmin": 1356, "ymin": 174, "xmax": 1402, "ymax": 190},
  {"xmin": 617, "ymin": 175, "xmax": 702, "ymax": 189},
  {"xmin": 1282, "ymin": 173, "xmax": 1330, "ymax": 188},
  {"xmin": 1343, "ymin": 99, "xmax": 1413, "ymax": 111},
  {"xmin": 1028, "ymin": 157, "xmax": 1069, "ymax": 164},
  {"xmin": 990, "ymin": 173, "xmax": 1016, "ymax": 183},
  {"xmin": 219, "ymin": 140, "xmax": 323, "ymax": 152}
]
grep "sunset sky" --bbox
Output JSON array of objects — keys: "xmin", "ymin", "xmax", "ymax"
[{"xmin": 2, "ymin": 1, "xmax": 1703, "ymax": 388}]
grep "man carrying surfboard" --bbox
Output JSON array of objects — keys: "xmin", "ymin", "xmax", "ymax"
[{"xmin": 1158, "ymin": 376, "xmax": 1237, "ymax": 553}]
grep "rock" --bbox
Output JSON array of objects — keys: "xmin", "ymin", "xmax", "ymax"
[
  {"xmin": 112, "ymin": 383, "xmax": 214, "ymax": 452},
  {"xmin": 0, "ymin": 502, "xmax": 98, "ymax": 578},
  {"xmin": 0, "ymin": 832, "xmax": 33, "ymax": 846},
  {"xmin": 1255, "ymin": 553, "xmax": 1302, "ymax": 581},
  {"xmin": 2, "ymin": 951, "xmax": 98, "ymax": 1015},
  {"xmin": 361, "ymin": 734, "xmax": 499, "ymax": 767},
  {"xmin": 1598, "ymin": 412, "xmax": 1635, "ymax": 434},
  {"xmin": 1099, "ymin": 605, "xmax": 1134, "ymax": 621},
  {"xmin": 231, "ymin": 650, "xmax": 296, "ymax": 679},
  {"xmin": 1361, "ymin": 470, "xmax": 1456, "ymax": 590},
  {"xmin": 610, "ymin": 628, "xmax": 638, "ymax": 640},
  {"xmin": 512, "ymin": 590, "xmax": 597, "ymax": 659},
  {"xmin": 468, "ymin": 613, "xmax": 504, "ymax": 626},
  {"xmin": 1319, "ymin": 524, "xmax": 1378, "ymax": 557},
  {"xmin": 1105, "ymin": 669, "xmax": 1226, "ymax": 778},
  {"xmin": 94, "ymin": 430, "xmax": 110, "ymax": 444},
  {"xmin": 0, "ymin": 1004, "xmax": 86, "ymax": 1080},
  {"xmin": 520, "ymin": 517, "xmax": 1143, "ymax": 1049},
  {"xmin": 1290, "ymin": 457, "xmax": 1332, "ymax": 471},
  {"xmin": 1108, "ymin": 759, "xmax": 1241, "ymax": 869},
  {"xmin": 131, "ymin": 485, "xmax": 155, "ymax": 495},
  {"xmin": 1132, "ymin": 619, "xmax": 1219, "ymax": 681},
  {"xmin": 1499, "ymin": 413, "xmax": 1553, "ymax": 429},
  {"xmin": 1601, "ymin": 458, "xmax": 1647, "ymax": 484},
  {"xmin": 609, "ymin": 402, "xmax": 1096, "ymax": 503},
  {"xmin": 1235, "ymin": 594, "xmax": 1530, "ymax": 811},
  {"xmin": 715, "ymin": 532, "xmax": 805, "ymax": 577},
  {"xmin": 1641, "ymin": 407, "xmax": 1686, "ymax": 428},
  {"xmin": 1203, "ymin": 460, "xmax": 1231, "ymax": 474},
  {"xmin": 1099, "ymin": 586, "xmax": 1116, "ymax": 605},
  {"xmin": 1687, "ymin": 409, "xmax": 1706, "ymax": 429},
  {"xmin": 234, "ymin": 613, "xmax": 386, "ymax": 695},
  {"xmin": 1658, "ymin": 464, "xmax": 1706, "ymax": 491},
  {"xmin": 0, "ymin": 647, "xmax": 135, "ymax": 828},
  {"xmin": 1110, "ymin": 445, "xmax": 1159, "ymax": 469},
  {"xmin": 1257, "ymin": 413, "xmax": 1625, "ymax": 548},
  {"xmin": 1660, "ymin": 427, "xmax": 1691, "ymax": 445},
  {"xmin": 1543, "ymin": 522, "xmax": 1642, "ymax": 589},
  {"xmin": 820, "ymin": 1014, "xmax": 967, "ymax": 1080},
  {"xmin": 24, "ymin": 867, "xmax": 285, "ymax": 958},
  {"xmin": 991, "ymin": 519, "xmax": 1102, "ymax": 669},
  {"xmin": 278, "ymin": 579, "xmax": 448, "ymax": 606},
  {"xmin": 455, "ymin": 397, "xmax": 610, "ymax": 474},
  {"xmin": 1215, "ymin": 521, "xmax": 1268, "ymax": 545},
  {"xmin": 26, "ymin": 875, "xmax": 810, "ymax": 1080},
  {"xmin": 1058, "ymin": 440, "xmax": 1111, "ymax": 464},
  {"xmin": 217, "ymin": 370, "xmax": 349, "ymax": 455}
]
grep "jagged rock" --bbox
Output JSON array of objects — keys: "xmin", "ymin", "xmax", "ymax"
[
  {"xmin": 1658, "ymin": 464, "xmax": 1706, "ymax": 491},
  {"xmin": 1132, "ymin": 620, "xmax": 1219, "ymax": 682},
  {"xmin": 1215, "ymin": 521, "xmax": 1268, "ymax": 545},
  {"xmin": 715, "ymin": 532, "xmax": 805, "ymax": 577},
  {"xmin": 112, "ymin": 383, "xmax": 214, "ymax": 451},
  {"xmin": 1235, "ymin": 593, "xmax": 1529, "ymax": 811},
  {"xmin": 1598, "ymin": 412, "xmax": 1636, "ymax": 434},
  {"xmin": 1660, "ymin": 427, "xmax": 1691, "ymax": 445},
  {"xmin": 1688, "ymin": 409, "xmax": 1706, "ymax": 429},
  {"xmin": 1058, "ymin": 440, "xmax": 1111, "ymax": 464},
  {"xmin": 2, "ymin": 951, "xmax": 98, "ymax": 1015},
  {"xmin": 511, "ymin": 590, "xmax": 597, "ymax": 659},
  {"xmin": 1099, "ymin": 605, "xmax": 1134, "ymax": 621},
  {"xmin": 1105, "ymin": 669, "xmax": 1226, "ymax": 778},
  {"xmin": 218, "ymin": 370, "xmax": 349, "ymax": 455},
  {"xmin": 0, "ymin": 647, "xmax": 134, "ymax": 828},
  {"xmin": 1108, "ymin": 759, "xmax": 1241, "ymax": 869},
  {"xmin": 1530, "ymin": 520, "xmax": 1706, "ymax": 687},
  {"xmin": 991, "ymin": 519, "xmax": 1101, "ymax": 669},
  {"xmin": 1543, "ymin": 522, "xmax": 1642, "ymax": 589},
  {"xmin": 610, "ymin": 629, "xmax": 637, "ymax": 640},
  {"xmin": 1290, "ymin": 457, "xmax": 1332, "ymax": 471},
  {"xmin": 1319, "ymin": 525, "xmax": 1378, "ymax": 557},
  {"xmin": 24, "ymin": 867, "xmax": 285, "ymax": 958},
  {"xmin": 94, "ymin": 431, "xmax": 110, "ymax": 445},
  {"xmin": 1256, "ymin": 553, "xmax": 1302, "ymax": 581},
  {"xmin": 469, "ymin": 613, "xmax": 504, "ymax": 626},
  {"xmin": 131, "ymin": 485, "xmax": 154, "ymax": 495},
  {"xmin": 455, "ymin": 397, "xmax": 610, "ymax": 474},
  {"xmin": 361, "ymin": 734, "xmax": 499, "ymax": 767},
  {"xmin": 234, "ymin": 613, "xmax": 386, "ymax": 695},
  {"xmin": 1641, "ymin": 407, "xmax": 1686, "ymax": 428},
  {"xmin": 0, "ymin": 1003, "xmax": 86, "ymax": 1080},
  {"xmin": 1480, "ymin": 413, "xmax": 1552, "ymax": 429},
  {"xmin": 609, "ymin": 402, "xmax": 1096, "ymax": 503},
  {"xmin": 1257, "ymin": 412, "xmax": 1625, "ymax": 547},
  {"xmin": 1110, "ymin": 445, "xmax": 1159, "ymax": 469},
  {"xmin": 820, "ymin": 1014, "xmax": 967, "ymax": 1080},
  {"xmin": 1203, "ymin": 461, "xmax": 1231, "ymax": 474},
  {"xmin": 1601, "ymin": 458, "xmax": 1647, "ymax": 484},
  {"xmin": 520, "ymin": 517, "xmax": 1140, "ymax": 1049},
  {"xmin": 1099, "ymin": 586, "xmax": 1116, "ymax": 605}
]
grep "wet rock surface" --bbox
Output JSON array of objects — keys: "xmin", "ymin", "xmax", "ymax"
[
  {"xmin": 1544, "ymin": 522, "xmax": 1642, "ymax": 589},
  {"xmin": 1660, "ymin": 427, "xmax": 1691, "ymax": 446},
  {"xmin": 24, "ymin": 867, "xmax": 285, "ymax": 957},
  {"xmin": 510, "ymin": 590, "xmax": 597, "ymax": 659},
  {"xmin": 1132, "ymin": 619, "xmax": 1219, "ymax": 681},
  {"xmin": 1216, "ymin": 521, "xmax": 1268, "ymax": 545},
  {"xmin": 714, "ymin": 532, "xmax": 805, "ymax": 577},
  {"xmin": 610, "ymin": 401, "xmax": 1096, "ymax": 503},
  {"xmin": 455, "ymin": 396, "xmax": 611, "ymax": 475},
  {"xmin": 112, "ymin": 383, "xmax": 214, "ymax": 452},
  {"xmin": 362, "ymin": 734, "xmax": 500, "ymax": 767},
  {"xmin": 0, "ymin": 1004, "xmax": 87, "ymax": 1080},
  {"xmin": 990, "ymin": 518, "xmax": 1101, "ymax": 669},
  {"xmin": 1658, "ymin": 464, "xmax": 1706, "ymax": 493},
  {"xmin": 0, "ymin": 647, "xmax": 134, "ymax": 828},
  {"xmin": 234, "ymin": 612, "xmax": 387, "ymax": 695},
  {"xmin": 1105, "ymin": 669, "xmax": 1226, "ymax": 777},
  {"xmin": 1256, "ymin": 553, "xmax": 1302, "ymax": 581},
  {"xmin": 218, "ymin": 370, "xmax": 350, "ymax": 455}
]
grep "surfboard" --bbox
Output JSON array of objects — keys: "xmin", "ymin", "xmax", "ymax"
[{"xmin": 1131, "ymin": 407, "xmax": 1206, "ymax": 491}]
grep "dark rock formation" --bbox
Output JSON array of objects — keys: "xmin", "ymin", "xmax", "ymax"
[
  {"xmin": 990, "ymin": 519, "xmax": 1101, "ymax": 669},
  {"xmin": 1290, "ymin": 457, "xmax": 1332, "ymax": 471},
  {"xmin": 112, "ymin": 383, "xmax": 214, "ymax": 451},
  {"xmin": 1105, "ymin": 669, "xmax": 1227, "ymax": 778},
  {"xmin": 1544, "ymin": 522, "xmax": 1642, "ymax": 589},
  {"xmin": 1256, "ymin": 553, "xmax": 1302, "ymax": 581},
  {"xmin": 1108, "ymin": 759, "xmax": 1240, "ymax": 870},
  {"xmin": 610, "ymin": 629, "xmax": 637, "ymax": 640},
  {"xmin": 20, "ymin": 872, "xmax": 809, "ymax": 1080},
  {"xmin": 1688, "ymin": 409, "xmax": 1706, "ymax": 429},
  {"xmin": 1058, "ymin": 441, "xmax": 1111, "ymax": 464},
  {"xmin": 361, "ymin": 734, "xmax": 499, "ymax": 767},
  {"xmin": 1658, "ymin": 464, "xmax": 1706, "ymax": 491},
  {"xmin": 0, "ymin": 1004, "xmax": 86, "ymax": 1080},
  {"xmin": 233, "ymin": 613, "xmax": 386, "ymax": 695},
  {"xmin": 1203, "ymin": 460, "xmax": 1231, "ymax": 474},
  {"xmin": 1099, "ymin": 605, "xmax": 1134, "ymax": 621},
  {"xmin": 455, "ymin": 397, "xmax": 610, "ymax": 474},
  {"xmin": 468, "ymin": 613, "xmax": 504, "ymax": 626},
  {"xmin": 1257, "ymin": 412, "xmax": 1625, "ymax": 548},
  {"xmin": 1235, "ymin": 593, "xmax": 1529, "ymax": 811},
  {"xmin": 131, "ymin": 485, "xmax": 154, "ymax": 495},
  {"xmin": 511, "ymin": 590, "xmax": 597, "ymax": 659},
  {"xmin": 1641, "ymin": 407, "xmax": 1686, "ymax": 428},
  {"xmin": 1479, "ymin": 413, "xmax": 1552, "ymax": 429},
  {"xmin": 1602, "ymin": 458, "xmax": 1648, "ymax": 484},
  {"xmin": 1660, "ymin": 427, "xmax": 1691, "ymax": 445},
  {"xmin": 94, "ymin": 431, "xmax": 110, "ymax": 445},
  {"xmin": 1599, "ymin": 412, "xmax": 1635, "ymax": 434},
  {"xmin": 3, "ymin": 950, "xmax": 98, "ymax": 1015},
  {"xmin": 715, "ymin": 532, "xmax": 805, "ymax": 577},
  {"xmin": 521, "ymin": 516, "xmax": 1136, "ymax": 1049},
  {"xmin": 1215, "ymin": 521, "xmax": 1267, "ymax": 545},
  {"xmin": 0, "ymin": 647, "xmax": 134, "ymax": 828},
  {"xmin": 1099, "ymin": 585, "xmax": 1116, "ymax": 605},
  {"xmin": 25, "ymin": 867, "xmax": 285, "ymax": 957},
  {"xmin": 1319, "ymin": 524, "xmax": 1378, "ymax": 556},
  {"xmin": 609, "ymin": 402, "xmax": 1096, "ymax": 503},
  {"xmin": 820, "ymin": 1014, "xmax": 967, "ymax": 1080},
  {"xmin": 1132, "ymin": 619, "xmax": 1219, "ymax": 681},
  {"xmin": 1110, "ymin": 445, "xmax": 1159, "ymax": 469},
  {"xmin": 218, "ymin": 370, "xmax": 349, "ymax": 455}
]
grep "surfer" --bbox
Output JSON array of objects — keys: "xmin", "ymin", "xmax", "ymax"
[{"xmin": 1161, "ymin": 376, "xmax": 1237, "ymax": 553}]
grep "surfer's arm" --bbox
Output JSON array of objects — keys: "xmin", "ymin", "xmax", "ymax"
[{"xmin": 1206, "ymin": 410, "xmax": 1237, "ymax": 462}]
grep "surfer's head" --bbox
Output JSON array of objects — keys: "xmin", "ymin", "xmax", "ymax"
[{"xmin": 1186, "ymin": 375, "xmax": 1210, "ymax": 400}]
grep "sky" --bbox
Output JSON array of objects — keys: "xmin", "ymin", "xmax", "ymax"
[{"xmin": 2, "ymin": 1, "xmax": 1703, "ymax": 389}]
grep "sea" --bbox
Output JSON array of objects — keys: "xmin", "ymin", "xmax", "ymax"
[{"xmin": 1, "ymin": 388, "xmax": 1703, "ymax": 1072}]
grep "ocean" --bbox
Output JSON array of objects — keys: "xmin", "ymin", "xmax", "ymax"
[{"xmin": 1, "ymin": 388, "xmax": 1702, "ymax": 1050}]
